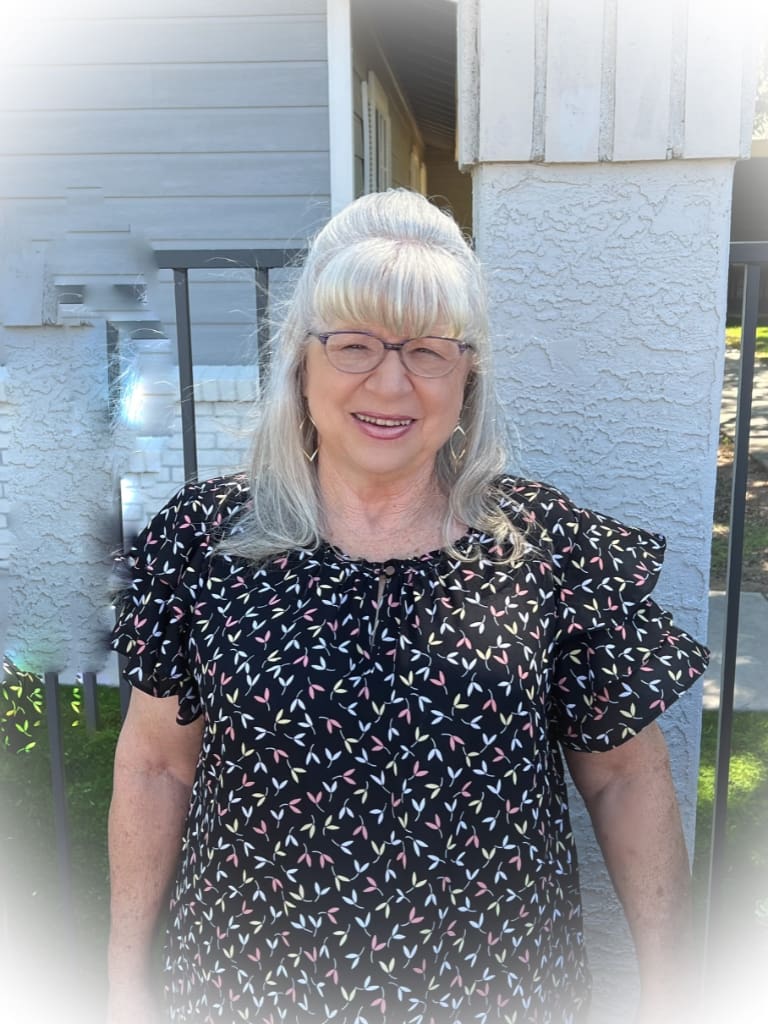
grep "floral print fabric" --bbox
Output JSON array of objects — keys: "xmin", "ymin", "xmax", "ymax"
[{"xmin": 111, "ymin": 475, "xmax": 709, "ymax": 1024}]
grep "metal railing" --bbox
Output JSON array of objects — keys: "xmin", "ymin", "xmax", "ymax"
[
  {"xmin": 154, "ymin": 248, "xmax": 303, "ymax": 483},
  {"xmin": 704, "ymin": 241, "xmax": 767, "ymax": 965},
  {"xmin": 2, "ymin": 249, "xmax": 306, "ymax": 929},
  {"xmin": 109, "ymin": 248, "xmax": 303, "ymax": 713}
]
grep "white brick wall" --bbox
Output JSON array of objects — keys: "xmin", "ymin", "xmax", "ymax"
[{"xmin": 118, "ymin": 365, "xmax": 259, "ymax": 540}]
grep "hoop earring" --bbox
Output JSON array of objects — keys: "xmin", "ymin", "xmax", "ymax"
[
  {"xmin": 448, "ymin": 423, "xmax": 467, "ymax": 468},
  {"xmin": 300, "ymin": 415, "xmax": 318, "ymax": 463}
]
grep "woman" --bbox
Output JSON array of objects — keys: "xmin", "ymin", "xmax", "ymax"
[{"xmin": 108, "ymin": 189, "xmax": 708, "ymax": 1024}]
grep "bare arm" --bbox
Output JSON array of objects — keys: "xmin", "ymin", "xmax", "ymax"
[
  {"xmin": 565, "ymin": 723, "xmax": 694, "ymax": 1023},
  {"xmin": 107, "ymin": 689, "xmax": 204, "ymax": 1023}
]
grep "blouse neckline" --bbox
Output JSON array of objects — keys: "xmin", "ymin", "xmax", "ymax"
[{"xmin": 317, "ymin": 528, "xmax": 481, "ymax": 572}]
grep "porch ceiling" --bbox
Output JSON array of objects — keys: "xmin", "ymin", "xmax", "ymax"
[{"xmin": 355, "ymin": 0, "xmax": 457, "ymax": 152}]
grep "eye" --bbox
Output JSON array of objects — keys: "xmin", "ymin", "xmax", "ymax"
[
  {"xmin": 329, "ymin": 333, "xmax": 378, "ymax": 351},
  {"xmin": 407, "ymin": 339, "xmax": 453, "ymax": 362},
  {"xmin": 412, "ymin": 345, "xmax": 448, "ymax": 360}
]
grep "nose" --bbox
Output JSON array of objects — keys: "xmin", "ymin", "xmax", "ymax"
[{"xmin": 364, "ymin": 347, "xmax": 413, "ymax": 392}]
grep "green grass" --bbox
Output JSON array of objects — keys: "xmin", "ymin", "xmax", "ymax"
[
  {"xmin": 0, "ymin": 676, "xmax": 122, "ymax": 952},
  {"xmin": 1, "ymin": 674, "xmax": 123, "ymax": 1021},
  {"xmin": 711, "ymin": 523, "xmax": 768, "ymax": 579},
  {"xmin": 725, "ymin": 324, "xmax": 768, "ymax": 359},
  {"xmin": 693, "ymin": 710, "xmax": 768, "ymax": 931}
]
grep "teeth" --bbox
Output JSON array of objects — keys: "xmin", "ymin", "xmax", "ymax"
[{"xmin": 355, "ymin": 413, "xmax": 412, "ymax": 427}]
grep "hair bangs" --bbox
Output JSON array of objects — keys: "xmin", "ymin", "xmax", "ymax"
[{"xmin": 311, "ymin": 239, "xmax": 476, "ymax": 340}]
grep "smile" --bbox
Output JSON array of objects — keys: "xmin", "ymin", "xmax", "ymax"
[{"xmin": 352, "ymin": 413, "xmax": 414, "ymax": 427}]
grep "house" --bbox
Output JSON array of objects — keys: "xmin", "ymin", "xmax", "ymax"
[{"xmin": 0, "ymin": 0, "xmax": 469, "ymax": 669}]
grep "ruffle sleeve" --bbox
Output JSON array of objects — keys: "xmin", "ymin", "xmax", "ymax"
[
  {"xmin": 544, "ymin": 498, "xmax": 710, "ymax": 752},
  {"xmin": 110, "ymin": 477, "xmax": 245, "ymax": 724}
]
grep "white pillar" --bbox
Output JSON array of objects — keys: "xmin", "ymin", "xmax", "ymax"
[{"xmin": 458, "ymin": 0, "xmax": 761, "ymax": 1018}]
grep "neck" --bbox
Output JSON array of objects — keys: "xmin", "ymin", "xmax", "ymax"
[{"xmin": 317, "ymin": 461, "xmax": 450, "ymax": 561}]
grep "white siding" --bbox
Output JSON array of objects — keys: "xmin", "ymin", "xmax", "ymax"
[
  {"xmin": 0, "ymin": 0, "xmax": 332, "ymax": 683},
  {"xmin": 543, "ymin": 0, "xmax": 603, "ymax": 163},
  {"xmin": 0, "ymin": 4, "xmax": 330, "ymax": 246},
  {"xmin": 0, "ymin": 0, "xmax": 331, "ymax": 362},
  {"xmin": 0, "ymin": 15, "xmax": 327, "ymax": 65},
  {"xmin": 464, "ymin": 0, "xmax": 759, "ymax": 164}
]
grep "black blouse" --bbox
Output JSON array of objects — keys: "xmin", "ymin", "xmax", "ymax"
[{"xmin": 112, "ymin": 475, "xmax": 708, "ymax": 1024}]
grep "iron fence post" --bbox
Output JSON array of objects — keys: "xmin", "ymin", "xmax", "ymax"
[
  {"xmin": 81, "ymin": 671, "xmax": 100, "ymax": 732},
  {"xmin": 703, "ymin": 254, "xmax": 762, "ymax": 974},
  {"xmin": 43, "ymin": 672, "xmax": 74, "ymax": 941},
  {"xmin": 173, "ymin": 268, "xmax": 198, "ymax": 483}
]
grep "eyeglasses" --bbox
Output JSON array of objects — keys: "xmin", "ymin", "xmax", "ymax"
[{"xmin": 310, "ymin": 331, "xmax": 473, "ymax": 379}]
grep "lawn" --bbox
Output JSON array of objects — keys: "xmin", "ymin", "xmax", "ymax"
[
  {"xmin": 694, "ymin": 711, "xmax": 768, "ymax": 903},
  {"xmin": 725, "ymin": 324, "xmax": 768, "ymax": 359},
  {"xmin": 0, "ymin": 674, "xmax": 122, "ymax": 1021}
]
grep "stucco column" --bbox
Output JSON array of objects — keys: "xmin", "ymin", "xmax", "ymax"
[{"xmin": 458, "ymin": 0, "xmax": 760, "ymax": 1018}]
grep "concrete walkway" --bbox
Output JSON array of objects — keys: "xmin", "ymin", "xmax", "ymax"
[
  {"xmin": 720, "ymin": 349, "xmax": 768, "ymax": 471},
  {"xmin": 704, "ymin": 350, "xmax": 768, "ymax": 712},
  {"xmin": 702, "ymin": 592, "xmax": 768, "ymax": 710}
]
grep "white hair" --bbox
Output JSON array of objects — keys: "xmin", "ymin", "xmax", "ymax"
[{"xmin": 222, "ymin": 189, "xmax": 526, "ymax": 564}]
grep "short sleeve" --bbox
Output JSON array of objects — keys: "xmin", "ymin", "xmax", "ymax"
[
  {"xmin": 547, "ymin": 502, "xmax": 709, "ymax": 752},
  {"xmin": 110, "ymin": 478, "xmax": 244, "ymax": 724}
]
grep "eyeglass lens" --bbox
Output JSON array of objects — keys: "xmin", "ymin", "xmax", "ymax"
[{"xmin": 323, "ymin": 333, "xmax": 463, "ymax": 378}]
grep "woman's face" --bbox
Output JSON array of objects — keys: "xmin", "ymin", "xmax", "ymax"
[{"xmin": 302, "ymin": 323, "xmax": 472, "ymax": 489}]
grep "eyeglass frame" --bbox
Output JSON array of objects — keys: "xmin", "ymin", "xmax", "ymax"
[{"xmin": 308, "ymin": 330, "xmax": 474, "ymax": 378}]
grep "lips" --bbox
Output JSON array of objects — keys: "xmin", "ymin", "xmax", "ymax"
[{"xmin": 351, "ymin": 411, "xmax": 415, "ymax": 439}]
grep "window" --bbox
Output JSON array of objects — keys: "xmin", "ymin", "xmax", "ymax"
[{"xmin": 362, "ymin": 71, "xmax": 391, "ymax": 193}]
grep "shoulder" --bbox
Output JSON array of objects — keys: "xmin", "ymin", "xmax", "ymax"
[
  {"xmin": 495, "ymin": 475, "xmax": 578, "ymax": 517},
  {"xmin": 492, "ymin": 474, "xmax": 666, "ymax": 571},
  {"xmin": 120, "ymin": 474, "xmax": 251, "ymax": 582},
  {"xmin": 139, "ymin": 474, "xmax": 250, "ymax": 537},
  {"xmin": 493, "ymin": 474, "xmax": 583, "ymax": 542},
  {"xmin": 157, "ymin": 474, "xmax": 251, "ymax": 531}
]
